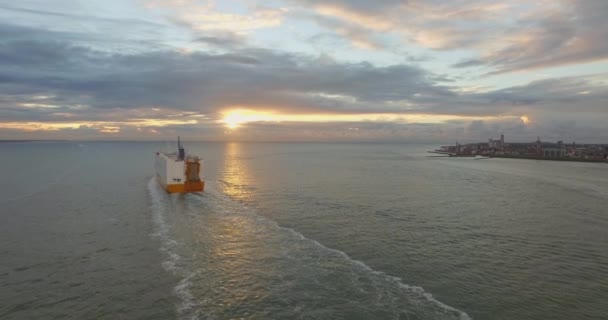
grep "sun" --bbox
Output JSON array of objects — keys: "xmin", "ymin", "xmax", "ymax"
[
  {"xmin": 225, "ymin": 120, "xmax": 240, "ymax": 130},
  {"xmin": 221, "ymin": 110, "xmax": 251, "ymax": 129},
  {"xmin": 520, "ymin": 115, "xmax": 530, "ymax": 125}
]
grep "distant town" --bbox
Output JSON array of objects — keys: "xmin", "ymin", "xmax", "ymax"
[{"xmin": 431, "ymin": 135, "xmax": 608, "ymax": 162}]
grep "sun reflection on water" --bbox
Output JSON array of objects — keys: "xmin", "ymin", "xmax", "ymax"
[
  {"xmin": 198, "ymin": 142, "xmax": 277, "ymax": 314},
  {"xmin": 218, "ymin": 142, "xmax": 254, "ymax": 202}
]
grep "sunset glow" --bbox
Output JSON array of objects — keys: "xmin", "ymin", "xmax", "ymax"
[
  {"xmin": 0, "ymin": 119, "xmax": 198, "ymax": 132},
  {"xmin": 220, "ymin": 109, "xmax": 520, "ymax": 129}
]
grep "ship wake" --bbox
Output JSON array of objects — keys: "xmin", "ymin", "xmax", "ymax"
[
  {"xmin": 148, "ymin": 178, "xmax": 202, "ymax": 320},
  {"xmin": 148, "ymin": 177, "xmax": 471, "ymax": 320}
]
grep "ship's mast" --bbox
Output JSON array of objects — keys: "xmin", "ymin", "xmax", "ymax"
[{"xmin": 178, "ymin": 136, "xmax": 185, "ymax": 160}]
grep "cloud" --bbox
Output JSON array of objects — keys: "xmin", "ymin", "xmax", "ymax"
[
  {"xmin": 305, "ymin": 13, "xmax": 386, "ymax": 50},
  {"xmin": 479, "ymin": 76, "xmax": 608, "ymax": 113},
  {"xmin": 176, "ymin": 8, "xmax": 285, "ymax": 33},
  {"xmin": 194, "ymin": 31, "xmax": 247, "ymax": 48},
  {"xmin": 0, "ymin": 4, "xmax": 162, "ymax": 28},
  {"xmin": 152, "ymin": 0, "xmax": 287, "ymax": 36},
  {"xmin": 0, "ymin": 3, "xmax": 171, "ymax": 52},
  {"xmin": 1, "ymin": 1, "xmax": 608, "ymax": 142},
  {"xmin": 479, "ymin": 1, "xmax": 608, "ymax": 73},
  {"xmin": 0, "ymin": 23, "xmax": 458, "ymax": 117},
  {"xmin": 291, "ymin": 0, "xmax": 608, "ymax": 73},
  {"xmin": 451, "ymin": 59, "xmax": 484, "ymax": 69}
]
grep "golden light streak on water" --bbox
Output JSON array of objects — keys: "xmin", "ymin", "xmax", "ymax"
[{"xmin": 219, "ymin": 142, "xmax": 253, "ymax": 201}]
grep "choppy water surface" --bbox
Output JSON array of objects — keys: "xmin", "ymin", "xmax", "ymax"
[{"xmin": 1, "ymin": 141, "xmax": 607, "ymax": 319}]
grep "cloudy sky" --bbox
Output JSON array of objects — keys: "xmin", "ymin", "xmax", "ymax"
[{"xmin": 1, "ymin": 0, "xmax": 607, "ymax": 142}]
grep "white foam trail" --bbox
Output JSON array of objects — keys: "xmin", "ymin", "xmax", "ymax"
[
  {"xmin": 206, "ymin": 182, "xmax": 471, "ymax": 320},
  {"xmin": 147, "ymin": 178, "xmax": 201, "ymax": 320},
  {"xmin": 175, "ymin": 272, "xmax": 203, "ymax": 320},
  {"xmin": 282, "ymin": 228, "xmax": 470, "ymax": 319}
]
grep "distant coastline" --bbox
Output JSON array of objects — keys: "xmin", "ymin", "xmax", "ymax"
[
  {"xmin": 491, "ymin": 154, "xmax": 607, "ymax": 163},
  {"xmin": 431, "ymin": 135, "xmax": 608, "ymax": 163}
]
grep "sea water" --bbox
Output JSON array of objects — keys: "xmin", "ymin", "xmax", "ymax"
[{"xmin": 1, "ymin": 141, "xmax": 607, "ymax": 319}]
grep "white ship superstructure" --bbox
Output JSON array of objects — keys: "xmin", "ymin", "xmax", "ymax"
[{"xmin": 155, "ymin": 137, "xmax": 204, "ymax": 193}]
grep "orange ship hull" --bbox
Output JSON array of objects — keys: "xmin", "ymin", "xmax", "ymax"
[{"xmin": 156, "ymin": 175, "xmax": 205, "ymax": 193}]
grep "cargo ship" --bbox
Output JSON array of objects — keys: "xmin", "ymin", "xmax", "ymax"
[{"xmin": 155, "ymin": 137, "xmax": 204, "ymax": 193}]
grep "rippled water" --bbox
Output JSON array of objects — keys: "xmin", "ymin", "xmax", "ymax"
[{"xmin": 1, "ymin": 141, "xmax": 607, "ymax": 319}]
